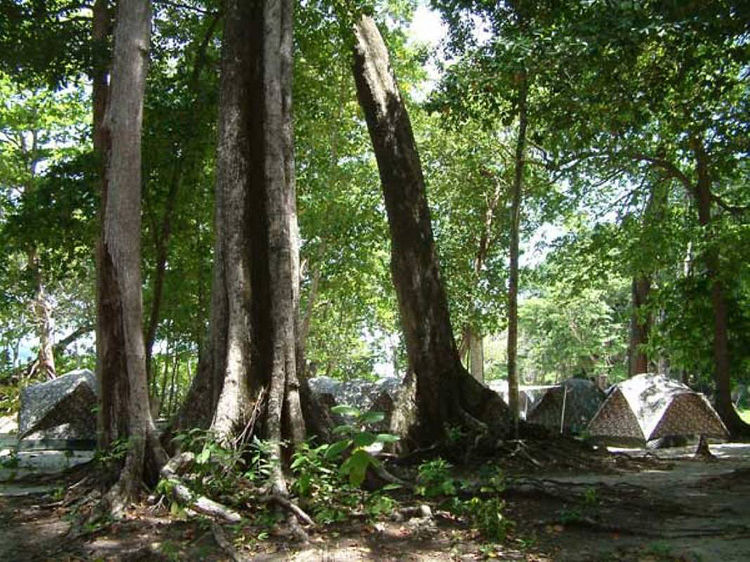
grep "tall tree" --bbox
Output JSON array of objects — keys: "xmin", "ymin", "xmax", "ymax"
[
  {"xmin": 537, "ymin": 1, "xmax": 750, "ymax": 437},
  {"xmin": 98, "ymin": 0, "xmax": 166, "ymax": 508},
  {"xmin": 351, "ymin": 14, "xmax": 510, "ymax": 447},
  {"xmin": 506, "ymin": 71, "xmax": 528, "ymax": 430},
  {"xmin": 176, "ymin": 0, "xmax": 307, "ymax": 483}
]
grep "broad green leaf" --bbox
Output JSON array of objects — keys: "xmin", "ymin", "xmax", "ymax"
[
  {"xmin": 359, "ymin": 411, "xmax": 385, "ymax": 424},
  {"xmin": 331, "ymin": 405, "xmax": 361, "ymax": 417},
  {"xmin": 353, "ymin": 431, "xmax": 377, "ymax": 448},
  {"xmin": 324, "ymin": 439, "xmax": 351, "ymax": 460}
]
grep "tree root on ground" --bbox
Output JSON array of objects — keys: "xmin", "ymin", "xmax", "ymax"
[
  {"xmin": 160, "ymin": 451, "xmax": 313, "ymax": 540},
  {"xmin": 371, "ymin": 461, "xmax": 414, "ymax": 491},
  {"xmin": 160, "ymin": 452, "xmax": 241, "ymax": 523},
  {"xmin": 211, "ymin": 522, "xmax": 249, "ymax": 562},
  {"xmin": 261, "ymin": 493, "xmax": 314, "ymax": 527}
]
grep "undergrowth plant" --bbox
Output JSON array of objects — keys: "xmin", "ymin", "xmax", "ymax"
[
  {"xmin": 325, "ymin": 404, "xmax": 400, "ymax": 486},
  {"xmin": 415, "ymin": 458, "xmax": 513, "ymax": 542},
  {"xmin": 290, "ymin": 405, "xmax": 400, "ymax": 524}
]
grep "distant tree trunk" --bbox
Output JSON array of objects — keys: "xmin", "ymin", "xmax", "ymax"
[
  {"xmin": 158, "ymin": 353, "xmax": 169, "ymax": 416},
  {"xmin": 468, "ymin": 329, "xmax": 484, "ymax": 382},
  {"xmin": 691, "ymin": 137, "xmax": 750, "ymax": 438},
  {"xmin": 144, "ymin": 12, "xmax": 222, "ymax": 381},
  {"xmin": 98, "ymin": 0, "xmax": 167, "ymax": 509},
  {"xmin": 628, "ymin": 276, "xmax": 651, "ymax": 376},
  {"xmin": 352, "ymin": 15, "xmax": 511, "ymax": 447},
  {"xmin": 27, "ymin": 249, "xmax": 56, "ymax": 379},
  {"xmin": 507, "ymin": 72, "xmax": 528, "ymax": 434}
]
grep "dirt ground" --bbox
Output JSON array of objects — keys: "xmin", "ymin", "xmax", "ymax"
[{"xmin": 1, "ymin": 441, "xmax": 749, "ymax": 561}]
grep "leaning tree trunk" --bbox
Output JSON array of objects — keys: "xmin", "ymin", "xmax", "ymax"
[
  {"xmin": 144, "ymin": 12, "xmax": 222, "ymax": 381},
  {"xmin": 352, "ymin": 15, "xmax": 511, "ymax": 448},
  {"xmin": 691, "ymin": 137, "xmax": 750, "ymax": 438},
  {"xmin": 98, "ymin": 0, "xmax": 167, "ymax": 508}
]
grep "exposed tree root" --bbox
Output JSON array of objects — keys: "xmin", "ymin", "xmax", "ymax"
[
  {"xmin": 160, "ymin": 452, "xmax": 241, "ymax": 523},
  {"xmin": 261, "ymin": 493, "xmax": 314, "ymax": 527},
  {"xmin": 371, "ymin": 461, "xmax": 414, "ymax": 491},
  {"xmin": 211, "ymin": 522, "xmax": 249, "ymax": 562}
]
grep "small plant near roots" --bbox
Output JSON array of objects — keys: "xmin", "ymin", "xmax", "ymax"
[
  {"xmin": 167, "ymin": 428, "xmax": 271, "ymax": 504},
  {"xmin": 414, "ymin": 458, "xmax": 513, "ymax": 542},
  {"xmin": 290, "ymin": 406, "xmax": 401, "ymax": 524},
  {"xmin": 93, "ymin": 437, "xmax": 129, "ymax": 467},
  {"xmin": 326, "ymin": 404, "xmax": 400, "ymax": 486},
  {"xmin": 0, "ymin": 448, "xmax": 20, "ymax": 469},
  {"xmin": 416, "ymin": 458, "xmax": 456, "ymax": 497},
  {"xmin": 646, "ymin": 541, "xmax": 674, "ymax": 559}
]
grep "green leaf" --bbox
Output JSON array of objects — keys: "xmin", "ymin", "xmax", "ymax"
[
  {"xmin": 331, "ymin": 405, "xmax": 360, "ymax": 417},
  {"xmin": 358, "ymin": 411, "xmax": 385, "ymax": 424},
  {"xmin": 375, "ymin": 433, "xmax": 400, "ymax": 444},
  {"xmin": 353, "ymin": 431, "xmax": 377, "ymax": 448},
  {"xmin": 341, "ymin": 448, "xmax": 372, "ymax": 486},
  {"xmin": 324, "ymin": 439, "xmax": 351, "ymax": 460},
  {"xmin": 196, "ymin": 444, "xmax": 211, "ymax": 465}
]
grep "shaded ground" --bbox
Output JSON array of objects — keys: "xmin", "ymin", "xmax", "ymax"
[{"xmin": 1, "ymin": 440, "xmax": 749, "ymax": 561}]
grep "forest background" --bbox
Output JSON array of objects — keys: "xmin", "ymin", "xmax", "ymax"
[{"xmin": 1, "ymin": 0, "xmax": 748, "ymax": 427}]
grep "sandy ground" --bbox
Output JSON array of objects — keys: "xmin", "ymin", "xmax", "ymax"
[
  {"xmin": 507, "ymin": 443, "xmax": 750, "ymax": 561},
  {"xmin": 1, "ymin": 440, "xmax": 748, "ymax": 561}
]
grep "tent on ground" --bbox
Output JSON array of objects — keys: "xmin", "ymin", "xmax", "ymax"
[
  {"xmin": 487, "ymin": 380, "xmax": 554, "ymax": 420},
  {"xmin": 526, "ymin": 378, "xmax": 605, "ymax": 433},
  {"xmin": 587, "ymin": 373, "xmax": 728, "ymax": 445}
]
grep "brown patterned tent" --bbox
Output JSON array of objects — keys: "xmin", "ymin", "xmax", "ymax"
[{"xmin": 588, "ymin": 373, "xmax": 728, "ymax": 444}]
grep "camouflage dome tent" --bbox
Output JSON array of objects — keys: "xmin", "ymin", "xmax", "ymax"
[
  {"xmin": 587, "ymin": 373, "xmax": 728, "ymax": 445},
  {"xmin": 526, "ymin": 378, "xmax": 605, "ymax": 433}
]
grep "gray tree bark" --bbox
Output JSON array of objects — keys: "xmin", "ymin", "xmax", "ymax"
[
  {"xmin": 352, "ymin": 15, "xmax": 511, "ymax": 448},
  {"xmin": 469, "ymin": 330, "xmax": 484, "ymax": 383},
  {"xmin": 174, "ymin": 0, "xmax": 307, "ymax": 466},
  {"xmin": 628, "ymin": 276, "xmax": 651, "ymax": 376},
  {"xmin": 690, "ymin": 136, "xmax": 750, "ymax": 438},
  {"xmin": 98, "ymin": 0, "xmax": 166, "ymax": 509}
]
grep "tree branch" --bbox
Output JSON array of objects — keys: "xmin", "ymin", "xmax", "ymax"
[{"xmin": 712, "ymin": 193, "xmax": 749, "ymax": 217}]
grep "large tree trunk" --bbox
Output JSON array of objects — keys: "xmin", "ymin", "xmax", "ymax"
[
  {"xmin": 98, "ymin": 0, "xmax": 167, "ymax": 508},
  {"xmin": 174, "ymin": 0, "xmax": 307, "ymax": 464},
  {"xmin": 93, "ymin": 0, "xmax": 129, "ymax": 450},
  {"xmin": 628, "ymin": 276, "xmax": 651, "ymax": 376},
  {"xmin": 691, "ymin": 137, "xmax": 750, "ymax": 438},
  {"xmin": 507, "ymin": 72, "xmax": 528, "ymax": 434},
  {"xmin": 351, "ymin": 15, "xmax": 511, "ymax": 448}
]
